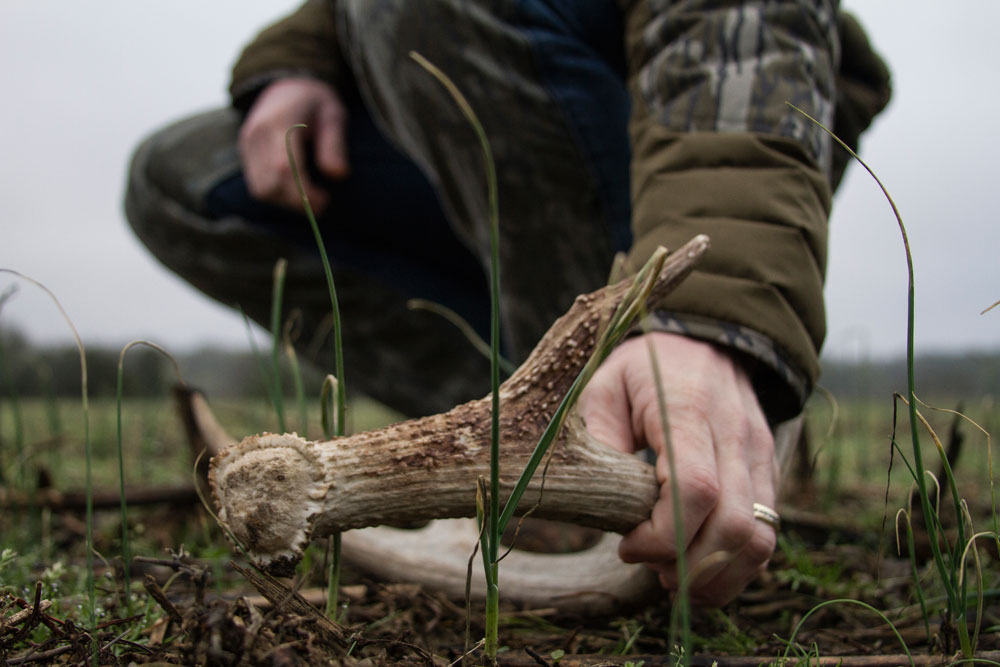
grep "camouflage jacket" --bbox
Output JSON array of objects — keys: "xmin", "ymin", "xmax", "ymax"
[{"xmin": 229, "ymin": 0, "xmax": 890, "ymax": 422}]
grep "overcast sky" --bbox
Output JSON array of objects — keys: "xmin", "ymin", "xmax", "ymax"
[{"xmin": 1, "ymin": 1, "xmax": 998, "ymax": 364}]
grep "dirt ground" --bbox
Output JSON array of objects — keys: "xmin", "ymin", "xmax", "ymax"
[{"xmin": 3, "ymin": 492, "xmax": 999, "ymax": 666}]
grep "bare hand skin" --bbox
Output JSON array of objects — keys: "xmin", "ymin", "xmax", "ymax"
[
  {"xmin": 238, "ymin": 77, "xmax": 350, "ymax": 214},
  {"xmin": 579, "ymin": 332, "xmax": 778, "ymax": 607}
]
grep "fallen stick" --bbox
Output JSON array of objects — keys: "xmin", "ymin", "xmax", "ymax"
[
  {"xmin": 0, "ymin": 486, "xmax": 199, "ymax": 511},
  {"xmin": 210, "ymin": 235, "xmax": 709, "ymax": 575},
  {"xmin": 493, "ymin": 651, "xmax": 1000, "ymax": 667},
  {"xmin": 231, "ymin": 562, "xmax": 351, "ymax": 648}
]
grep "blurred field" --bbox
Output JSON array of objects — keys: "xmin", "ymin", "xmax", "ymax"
[
  {"xmin": 3, "ymin": 389, "xmax": 996, "ymax": 513},
  {"xmin": 1, "ymin": 395, "xmax": 402, "ymax": 489}
]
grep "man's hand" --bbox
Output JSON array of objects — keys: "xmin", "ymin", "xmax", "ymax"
[
  {"xmin": 238, "ymin": 77, "xmax": 350, "ymax": 214},
  {"xmin": 578, "ymin": 332, "xmax": 778, "ymax": 607}
]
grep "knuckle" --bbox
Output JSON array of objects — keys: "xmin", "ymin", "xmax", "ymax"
[
  {"xmin": 654, "ymin": 536, "xmax": 680, "ymax": 561},
  {"xmin": 749, "ymin": 421, "xmax": 775, "ymax": 456},
  {"xmin": 678, "ymin": 465, "xmax": 720, "ymax": 511},
  {"xmin": 717, "ymin": 510, "xmax": 757, "ymax": 552},
  {"xmin": 671, "ymin": 387, "xmax": 714, "ymax": 420}
]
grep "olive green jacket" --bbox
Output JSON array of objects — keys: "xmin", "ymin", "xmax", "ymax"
[{"xmin": 229, "ymin": 0, "xmax": 890, "ymax": 421}]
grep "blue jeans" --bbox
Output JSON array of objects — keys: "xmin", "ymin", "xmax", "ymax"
[{"xmin": 336, "ymin": 0, "xmax": 633, "ymax": 358}]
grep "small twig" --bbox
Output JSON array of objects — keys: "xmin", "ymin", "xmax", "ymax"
[
  {"xmin": 97, "ymin": 627, "xmax": 132, "ymax": 654},
  {"xmin": 6, "ymin": 582, "xmax": 44, "ymax": 645},
  {"xmin": 524, "ymin": 646, "xmax": 553, "ymax": 666},
  {"xmin": 0, "ymin": 599, "xmax": 52, "ymax": 637},
  {"xmin": 232, "ymin": 561, "xmax": 352, "ymax": 648},
  {"xmin": 4, "ymin": 644, "xmax": 75, "ymax": 666},
  {"xmin": 450, "ymin": 638, "xmax": 485, "ymax": 667},
  {"xmin": 142, "ymin": 575, "xmax": 183, "ymax": 626},
  {"xmin": 0, "ymin": 485, "xmax": 200, "ymax": 511}
]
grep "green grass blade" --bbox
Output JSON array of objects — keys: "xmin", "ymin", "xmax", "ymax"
[
  {"xmin": 477, "ymin": 476, "xmax": 499, "ymax": 658},
  {"xmin": 469, "ymin": 477, "xmax": 489, "ymax": 655},
  {"xmin": 115, "ymin": 340, "xmax": 184, "ymax": 616},
  {"xmin": 916, "ymin": 402, "xmax": 1000, "ymax": 560},
  {"xmin": 270, "ymin": 258, "xmax": 288, "ymax": 433},
  {"xmin": 282, "ymin": 315, "xmax": 309, "ymax": 437},
  {"xmin": 408, "ymin": 51, "xmax": 503, "ymax": 661},
  {"xmin": 284, "ymin": 124, "xmax": 348, "ymax": 617},
  {"xmin": 497, "ymin": 248, "xmax": 667, "ymax": 533},
  {"xmin": 283, "ymin": 126, "xmax": 346, "ymax": 438},
  {"xmin": 0, "ymin": 270, "xmax": 95, "ymax": 633},
  {"xmin": 642, "ymin": 327, "xmax": 690, "ymax": 665},
  {"xmin": 320, "ymin": 374, "xmax": 338, "ymax": 440},
  {"xmin": 407, "ymin": 298, "xmax": 516, "ymax": 376},
  {"xmin": 895, "ymin": 508, "xmax": 932, "ymax": 641},
  {"xmin": 959, "ymin": 528, "xmax": 995, "ymax": 653},
  {"xmin": 325, "ymin": 533, "xmax": 343, "ymax": 618},
  {"xmin": 781, "ymin": 598, "xmax": 914, "ymax": 667},
  {"xmin": 789, "ymin": 103, "xmax": 971, "ymax": 656},
  {"xmin": 240, "ymin": 307, "xmax": 284, "ymax": 433}
]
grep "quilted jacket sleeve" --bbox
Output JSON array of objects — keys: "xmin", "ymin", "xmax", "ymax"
[{"xmin": 623, "ymin": 0, "xmax": 848, "ymax": 420}]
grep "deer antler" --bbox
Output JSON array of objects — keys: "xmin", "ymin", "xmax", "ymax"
[{"xmin": 209, "ymin": 235, "xmax": 709, "ymax": 576}]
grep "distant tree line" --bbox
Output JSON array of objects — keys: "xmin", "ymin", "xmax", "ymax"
[
  {"xmin": 0, "ymin": 327, "xmax": 325, "ymax": 400},
  {"xmin": 819, "ymin": 351, "xmax": 1000, "ymax": 399},
  {"xmin": 2, "ymin": 326, "xmax": 998, "ymax": 401},
  {"xmin": 0, "ymin": 327, "xmax": 173, "ymax": 398}
]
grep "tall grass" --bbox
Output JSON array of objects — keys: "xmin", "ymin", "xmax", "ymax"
[
  {"xmin": 407, "ymin": 298, "xmax": 516, "ymax": 375},
  {"xmin": 0, "ymin": 270, "xmax": 96, "ymax": 658},
  {"xmin": 114, "ymin": 340, "xmax": 184, "ymax": 615},
  {"xmin": 783, "ymin": 599, "xmax": 914, "ymax": 667},
  {"xmin": 284, "ymin": 127, "xmax": 347, "ymax": 439},
  {"xmin": 403, "ymin": 51, "xmax": 504, "ymax": 658},
  {"xmin": 284, "ymin": 124, "xmax": 348, "ymax": 617},
  {"xmin": 0, "ymin": 286, "xmax": 24, "ymax": 488},
  {"xmin": 641, "ymin": 330, "xmax": 691, "ymax": 662},
  {"xmin": 282, "ymin": 316, "xmax": 310, "ymax": 436},
  {"xmin": 409, "ymin": 51, "xmax": 696, "ymax": 663},
  {"xmin": 269, "ymin": 258, "xmax": 289, "ymax": 433},
  {"xmin": 791, "ymin": 103, "xmax": 996, "ymax": 658}
]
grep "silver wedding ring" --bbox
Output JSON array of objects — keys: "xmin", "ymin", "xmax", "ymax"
[{"xmin": 752, "ymin": 502, "xmax": 780, "ymax": 530}]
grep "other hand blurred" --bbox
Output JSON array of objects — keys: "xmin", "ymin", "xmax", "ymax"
[{"xmin": 239, "ymin": 77, "xmax": 349, "ymax": 214}]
